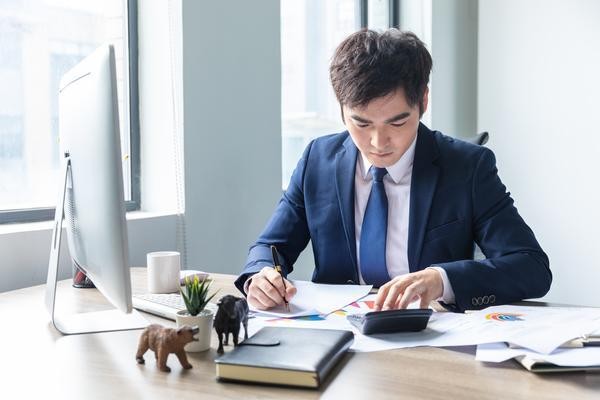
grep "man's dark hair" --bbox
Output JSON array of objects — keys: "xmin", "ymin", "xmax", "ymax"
[{"xmin": 329, "ymin": 29, "xmax": 432, "ymax": 116}]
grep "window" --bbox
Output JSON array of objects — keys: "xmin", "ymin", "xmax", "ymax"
[
  {"xmin": 0, "ymin": 0, "xmax": 139, "ymax": 223},
  {"xmin": 280, "ymin": 0, "xmax": 400, "ymax": 189}
]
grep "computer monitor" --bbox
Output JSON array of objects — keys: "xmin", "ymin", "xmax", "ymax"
[{"xmin": 45, "ymin": 44, "xmax": 147, "ymax": 335}]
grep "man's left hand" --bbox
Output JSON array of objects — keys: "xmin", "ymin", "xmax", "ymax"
[{"xmin": 374, "ymin": 269, "xmax": 443, "ymax": 310}]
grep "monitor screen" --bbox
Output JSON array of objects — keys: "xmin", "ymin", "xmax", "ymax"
[
  {"xmin": 45, "ymin": 44, "xmax": 146, "ymax": 334},
  {"xmin": 58, "ymin": 44, "xmax": 132, "ymax": 313}
]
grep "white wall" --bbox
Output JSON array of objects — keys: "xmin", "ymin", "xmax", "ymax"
[
  {"xmin": 478, "ymin": 0, "xmax": 600, "ymax": 306},
  {"xmin": 181, "ymin": 0, "xmax": 283, "ymax": 275}
]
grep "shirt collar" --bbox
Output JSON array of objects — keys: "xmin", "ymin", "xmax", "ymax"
[{"xmin": 358, "ymin": 133, "xmax": 417, "ymax": 184}]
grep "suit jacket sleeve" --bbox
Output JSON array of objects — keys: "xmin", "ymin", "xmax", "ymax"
[
  {"xmin": 438, "ymin": 148, "xmax": 552, "ymax": 312},
  {"xmin": 234, "ymin": 141, "xmax": 314, "ymax": 294}
]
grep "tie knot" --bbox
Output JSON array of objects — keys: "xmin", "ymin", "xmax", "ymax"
[{"xmin": 370, "ymin": 167, "xmax": 388, "ymax": 182}]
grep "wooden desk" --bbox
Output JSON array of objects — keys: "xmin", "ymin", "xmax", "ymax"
[{"xmin": 1, "ymin": 268, "xmax": 599, "ymax": 400}]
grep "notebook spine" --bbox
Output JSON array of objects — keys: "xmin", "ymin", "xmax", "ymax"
[{"xmin": 315, "ymin": 331, "xmax": 354, "ymax": 385}]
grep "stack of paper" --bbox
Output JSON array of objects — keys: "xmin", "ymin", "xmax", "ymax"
[
  {"xmin": 476, "ymin": 341, "xmax": 600, "ymax": 372},
  {"xmin": 473, "ymin": 306, "xmax": 600, "ymax": 372}
]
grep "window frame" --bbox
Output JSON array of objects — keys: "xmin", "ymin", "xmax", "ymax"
[
  {"xmin": 357, "ymin": 0, "xmax": 400, "ymax": 28},
  {"xmin": 0, "ymin": 0, "xmax": 141, "ymax": 224}
]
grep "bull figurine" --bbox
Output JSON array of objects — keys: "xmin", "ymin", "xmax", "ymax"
[{"xmin": 214, "ymin": 295, "xmax": 249, "ymax": 354}]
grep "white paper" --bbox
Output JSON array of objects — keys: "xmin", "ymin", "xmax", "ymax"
[
  {"xmin": 249, "ymin": 280, "xmax": 372, "ymax": 318},
  {"xmin": 346, "ymin": 305, "xmax": 600, "ymax": 354},
  {"xmin": 343, "ymin": 308, "xmax": 492, "ymax": 352},
  {"xmin": 466, "ymin": 305, "xmax": 600, "ymax": 354},
  {"xmin": 476, "ymin": 342, "xmax": 600, "ymax": 367},
  {"xmin": 246, "ymin": 301, "xmax": 600, "ymax": 354}
]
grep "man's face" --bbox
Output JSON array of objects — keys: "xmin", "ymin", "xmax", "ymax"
[{"xmin": 343, "ymin": 88, "xmax": 428, "ymax": 168}]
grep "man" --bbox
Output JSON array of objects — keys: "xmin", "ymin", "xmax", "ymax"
[{"xmin": 235, "ymin": 29, "xmax": 551, "ymax": 313}]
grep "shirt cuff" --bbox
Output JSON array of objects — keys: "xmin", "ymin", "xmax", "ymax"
[
  {"xmin": 427, "ymin": 266, "xmax": 456, "ymax": 304},
  {"xmin": 243, "ymin": 277, "xmax": 252, "ymax": 295}
]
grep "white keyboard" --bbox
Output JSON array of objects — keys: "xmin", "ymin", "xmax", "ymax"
[{"xmin": 132, "ymin": 293, "xmax": 217, "ymax": 321}]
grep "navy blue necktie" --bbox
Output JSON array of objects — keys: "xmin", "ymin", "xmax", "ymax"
[{"xmin": 360, "ymin": 167, "xmax": 390, "ymax": 287}]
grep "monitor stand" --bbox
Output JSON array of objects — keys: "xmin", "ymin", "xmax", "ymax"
[{"xmin": 45, "ymin": 155, "xmax": 148, "ymax": 335}]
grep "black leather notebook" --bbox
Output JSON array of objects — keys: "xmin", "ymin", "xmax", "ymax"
[{"xmin": 215, "ymin": 327, "xmax": 354, "ymax": 388}]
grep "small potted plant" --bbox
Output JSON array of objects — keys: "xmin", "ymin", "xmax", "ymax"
[{"xmin": 175, "ymin": 275, "xmax": 218, "ymax": 352}]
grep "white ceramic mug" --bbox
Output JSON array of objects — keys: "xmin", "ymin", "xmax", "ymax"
[{"xmin": 147, "ymin": 251, "xmax": 180, "ymax": 293}]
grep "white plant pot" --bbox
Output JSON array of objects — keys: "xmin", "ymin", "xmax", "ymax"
[{"xmin": 175, "ymin": 309, "xmax": 213, "ymax": 352}]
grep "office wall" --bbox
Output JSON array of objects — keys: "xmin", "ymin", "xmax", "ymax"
[
  {"xmin": 181, "ymin": 1, "xmax": 283, "ymax": 274},
  {"xmin": 0, "ymin": 215, "xmax": 176, "ymax": 292},
  {"xmin": 478, "ymin": 0, "xmax": 600, "ymax": 306},
  {"xmin": 398, "ymin": 0, "xmax": 478, "ymax": 137},
  {"xmin": 430, "ymin": 0, "xmax": 478, "ymax": 139}
]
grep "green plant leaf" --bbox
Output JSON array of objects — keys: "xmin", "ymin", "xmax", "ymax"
[{"xmin": 179, "ymin": 277, "xmax": 216, "ymax": 316}]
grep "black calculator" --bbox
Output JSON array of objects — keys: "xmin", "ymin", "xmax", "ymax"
[{"xmin": 346, "ymin": 308, "xmax": 433, "ymax": 335}]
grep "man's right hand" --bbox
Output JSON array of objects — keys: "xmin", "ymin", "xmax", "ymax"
[{"xmin": 247, "ymin": 266, "xmax": 297, "ymax": 310}]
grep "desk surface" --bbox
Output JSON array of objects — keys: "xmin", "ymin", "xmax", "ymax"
[{"xmin": 1, "ymin": 268, "xmax": 599, "ymax": 400}]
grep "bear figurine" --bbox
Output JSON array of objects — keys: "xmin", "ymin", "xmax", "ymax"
[{"xmin": 136, "ymin": 324, "xmax": 199, "ymax": 372}]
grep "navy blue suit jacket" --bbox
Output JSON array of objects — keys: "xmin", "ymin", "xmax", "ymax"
[{"xmin": 236, "ymin": 124, "xmax": 551, "ymax": 312}]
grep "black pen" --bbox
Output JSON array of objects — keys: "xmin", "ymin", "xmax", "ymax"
[{"xmin": 270, "ymin": 245, "xmax": 290, "ymax": 312}]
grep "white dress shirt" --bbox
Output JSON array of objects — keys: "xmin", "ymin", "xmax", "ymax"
[{"xmin": 354, "ymin": 135, "xmax": 455, "ymax": 304}]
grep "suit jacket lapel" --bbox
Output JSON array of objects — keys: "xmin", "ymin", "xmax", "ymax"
[
  {"xmin": 335, "ymin": 135, "xmax": 359, "ymax": 278},
  {"xmin": 408, "ymin": 124, "xmax": 440, "ymax": 271}
]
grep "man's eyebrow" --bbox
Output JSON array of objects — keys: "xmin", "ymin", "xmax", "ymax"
[
  {"xmin": 384, "ymin": 112, "xmax": 410, "ymax": 123},
  {"xmin": 349, "ymin": 112, "xmax": 411, "ymax": 124},
  {"xmin": 350, "ymin": 114, "xmax": 371, "ymax": 123}
]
